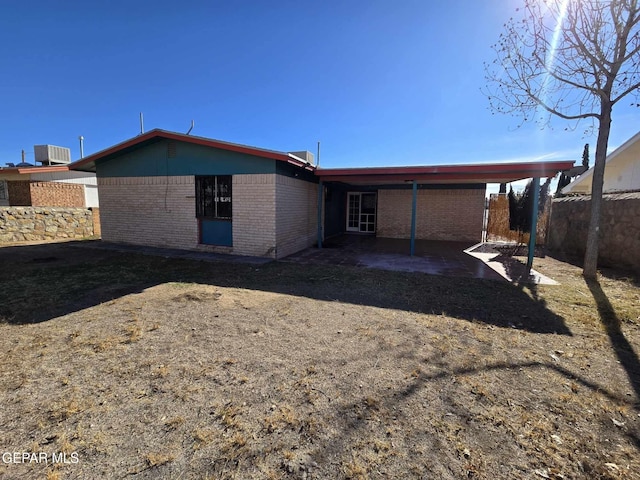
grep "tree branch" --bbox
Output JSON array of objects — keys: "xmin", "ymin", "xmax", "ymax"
[{"xmin": 612, "ymin": 80, "xmax": 640, "ymax": 103}]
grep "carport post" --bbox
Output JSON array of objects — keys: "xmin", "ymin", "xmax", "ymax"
[
  {"xmin": 317, "ymin": 179, "xmax": 323, "ymax": 249},
  {"xmin": 526, "ymin": 177, "xmax": 540, "ymax": 272},
  {"xmin": 410, "ymin": 180, "xmax": 417, "ymax": 256}
]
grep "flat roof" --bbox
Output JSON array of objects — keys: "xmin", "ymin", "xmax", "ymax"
[{"xmin": 316, "ymin": 161, "xmax": 576, "ymax": 185}]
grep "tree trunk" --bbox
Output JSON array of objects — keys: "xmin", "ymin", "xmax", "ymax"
[{"xmin": 583, "ymin": 103, "xmax": 612, "ymax": 279}]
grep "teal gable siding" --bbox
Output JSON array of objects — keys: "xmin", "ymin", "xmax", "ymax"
[{"xmin": 96, "ymin": 139, "xmax": 277, "ymax": 177}]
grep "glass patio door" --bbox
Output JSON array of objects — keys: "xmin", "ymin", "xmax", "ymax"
[{"xmin": 346, "ymin": 192, "xmax": 376, "ymax": 233}]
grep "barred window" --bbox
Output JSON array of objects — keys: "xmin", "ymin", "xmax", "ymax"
[
  {"xmin": 0, "ymin": 180, "xmax": 7, "ymax": 200},
  {"xmin": 195, "ymin": 176, "xmax": 232, "ymax": 219}
]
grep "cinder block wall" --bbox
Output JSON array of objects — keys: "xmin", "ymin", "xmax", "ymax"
[
  {"xmin": 548, "ymin": 193, "xmax": 640, "ymax": 271},
  {"xmin": 30, "ymin": 182, "xmax": 85, "ymax": 207},
  {"xmin": 232, "ymin": 174, "xmax": 277, "ymax": 257},
  {"xmin": 377, "ymin": 188, "xmax": 485, "ymax": 242},
  {"xmin": 275, "ymin": 175, "xmax": 318, "ymax": 259},
  {"xmin": 97, "ymin": 176, "xmax": 198, "ymax": 248}
]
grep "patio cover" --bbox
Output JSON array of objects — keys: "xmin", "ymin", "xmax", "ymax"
[
  {"xmin": 314, "ymin": 160, "xmax": 576, "ymax": 271},
  {"xmin": 314, "ymin": 160, "xmax": 575, "ymax": 185}
]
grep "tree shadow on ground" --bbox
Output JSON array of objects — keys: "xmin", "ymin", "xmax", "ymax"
[
  {"xmin": 586, "ymin": 278, "xmax": 640, "ymax": 400},
  {"xmin": 0, "ymin": 241, "xmax": 571, "ymax": 335},
  {"xmin": 309, "ymin": 357, "xmax": 638, "ymax": 475},
  {"xmin": 548, "ymin": 250, "xmax": 639, "ymax": 285}
]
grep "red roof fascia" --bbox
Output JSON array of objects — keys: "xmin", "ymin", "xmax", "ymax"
[
  {"xmin": 316, "ymin": 161, "xmax": 575, "ymax": 181},
  {"xmin": 70, "ymin": 129, "xmax": 307, "ymax": 170},
  {"xmin": 318, "ymin": 172, "xmax": 559, "ymax": 183},
  {"xmin": 0, "ymin": 165, "xmax": 70, "ymax": 175}
]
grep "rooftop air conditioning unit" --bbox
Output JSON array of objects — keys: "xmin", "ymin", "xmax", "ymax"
[
  {"xmin": 289, "ymin": 150, "xmax": 315, "ymax": 166},
  {"xmin": 34, "ymin": 145, "xmax": 71, "ymax": 166}
]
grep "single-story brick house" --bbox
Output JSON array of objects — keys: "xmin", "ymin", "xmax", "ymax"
[{"xmin": 70, "ymin": 129, "xmax": 573, "ymax": 259}]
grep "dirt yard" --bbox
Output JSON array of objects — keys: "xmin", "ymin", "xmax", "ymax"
[{"xmin": 0, "ymin": 241, "xmax": 638, "ymax": 479}]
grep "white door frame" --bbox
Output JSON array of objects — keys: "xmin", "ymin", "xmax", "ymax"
[{"xmin": 346, "ymin": 192, "xmax": 376, "ymax": 233}]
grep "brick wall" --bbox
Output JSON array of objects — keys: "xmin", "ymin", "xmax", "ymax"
[
  {"xmin": 97, "ymin": 176, "xmax": 198, "ymax": 248},
  {"xmin": 7, "ymin": 181, "xmax": 31, "ymax": 206},
  {"xmin": 377, "ymin": 188, "xmax": 485, "ymax": 242},
  {"xmin": 29, "ymin": 182, "xmax": 85, "ymax": 207},
  {"xmin": 232, "ymin": 174, "xmax": 277, "ymax": 257},
  {"xmin": 547, "ymin": 193, "xmax": 640, "ymax": 272},
  {"xmin": 90, "ymin": 207, "xmax": 101, "ymax": 237},
  {"xmin": 7, "ymin": 181, "xmax": 85, "ymax": 207},
  {"xmin": 275, "ymin": 175, "xmax": 318, "ymax": 259},
  {"xmin": 97, "ymin": 174, "xmax": 315, "ymax": 258}
]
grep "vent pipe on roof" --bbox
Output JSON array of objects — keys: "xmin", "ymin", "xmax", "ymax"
[
  {"xmin": 186, "ymin": 120, "xmax": 194, "ymax": 135},
  {"xmin": 79, "ymin": 136, "xmax": 84, "ymax": 159},
  {"xmin": 16, "ymin": 149, "xmax": 33, "ymax": 167},
  {"xmin": 140, "ymin": 112, "xmax": 144, "ymax": 134},
  {"xmin": 317, "ymin": 141, "xmax": 320, "ymax": 167}
]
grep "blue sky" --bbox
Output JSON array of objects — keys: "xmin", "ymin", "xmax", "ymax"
[{"xmin": 1, "ymin": 0, "xmax": 638, "ymax": 184}]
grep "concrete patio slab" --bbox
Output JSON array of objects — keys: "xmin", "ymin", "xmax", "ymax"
[{"xmin": 282, "ymin": 235, "xmax": 505, "ymax": 280}]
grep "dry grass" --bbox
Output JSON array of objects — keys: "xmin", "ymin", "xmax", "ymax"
[{"xmin": 0, "ymin": 241, "xmax": 638, "ymax": 479}]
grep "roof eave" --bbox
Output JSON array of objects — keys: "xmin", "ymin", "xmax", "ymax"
[
  {"xmin": 69, "ymin": 129, "xmax": 305, "ymax": 172},
  {"xmin": 316, "ymin": 160, "xmax": 575, "ymax": 184}
]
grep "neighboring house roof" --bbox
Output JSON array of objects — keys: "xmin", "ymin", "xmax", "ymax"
[
  {"xmin": 316, "ymin": 161, "xmax": 575, "ymax": 185},
  {"xmin": 562, "ymin": 130, "xmax": 640, "ymax": 195},
  {"xmin": 70, "ymin": 129, "xmax": 314, "ymax": 172},
  {"xmin": 0, "ymin": 165, "xmax": 70, "ymax": 176}
]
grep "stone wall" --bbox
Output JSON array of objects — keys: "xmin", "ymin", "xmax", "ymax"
[
  {"xmin": 0, "ymin": 207, "xmax": 95, "ymax": 243},
  {"xmin": 547, "ymin": 192, "xmax": 640, "ymax": 271}
]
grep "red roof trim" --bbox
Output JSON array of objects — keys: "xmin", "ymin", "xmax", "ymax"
[
  {"xmin": 316, "ymin": 161, "xmax": 575, "ymax": 183},
  {"xmin": 315, "ymin": 161, "xmax": 575, "ymax": 178},
  {"xmin": 0, "ymin": 165, "xmax": 70, "ymax": 175},
  {"xmin": 70, "ymin": 129, "xmax": 309, "ymax": 170},
  {"xmin": 318, "ymin": 172, "xmax": 563, "ymax": 183}
]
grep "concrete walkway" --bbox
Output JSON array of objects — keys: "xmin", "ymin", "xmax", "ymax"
[{"xmin": 465, "ymin": 245, "xmax": 558, "ymax": 285}]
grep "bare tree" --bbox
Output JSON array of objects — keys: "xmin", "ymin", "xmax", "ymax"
[{"xmin": 485, "ymin": 0, "xmax": 640, "ymax": 278}]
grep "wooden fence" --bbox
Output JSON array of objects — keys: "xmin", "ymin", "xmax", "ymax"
[{"xmin": 486, "ymin": 194, "xmax": 551, "ymax": 245}]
